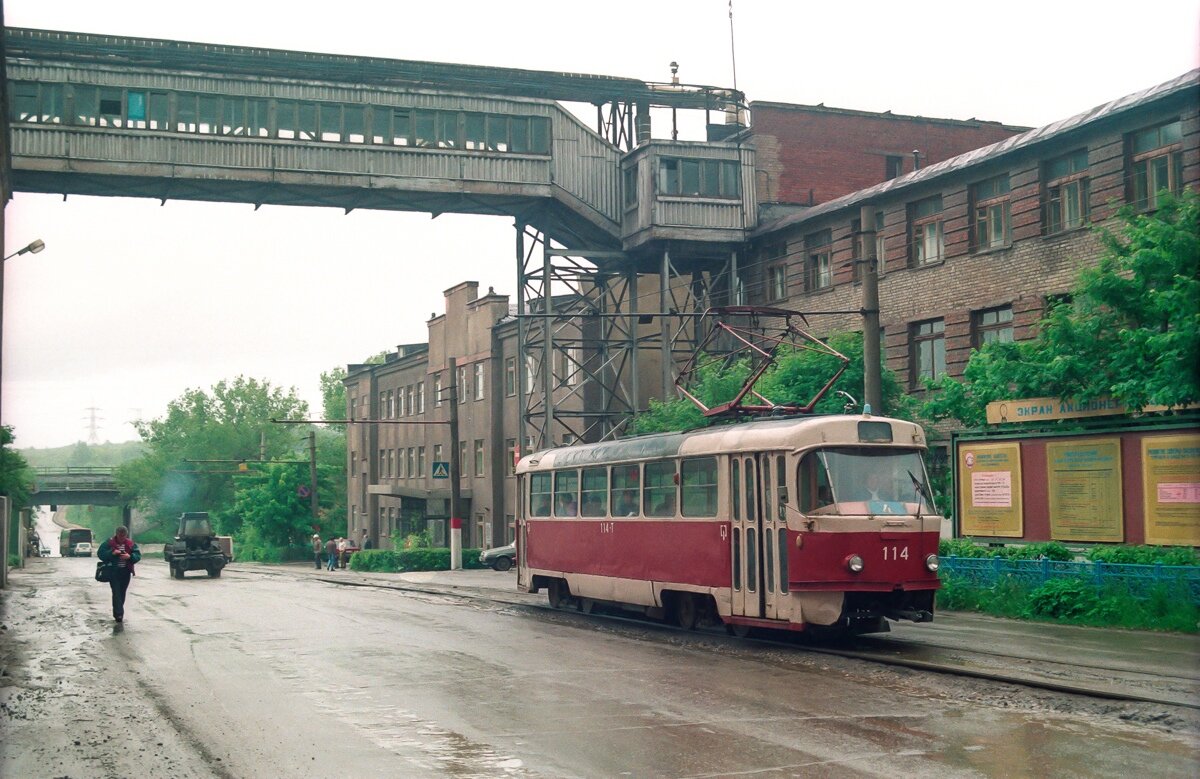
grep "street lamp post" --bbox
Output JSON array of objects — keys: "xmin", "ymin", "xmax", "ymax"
[{"xmin": 0, "ymin": 239, "xmax": 45, "ymax": 589}]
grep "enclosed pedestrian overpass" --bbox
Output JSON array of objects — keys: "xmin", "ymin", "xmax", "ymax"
[{"xmin": 5, "ymin": 27, "xmax": 759, "ymax": 445}]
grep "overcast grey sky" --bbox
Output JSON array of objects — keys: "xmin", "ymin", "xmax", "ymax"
[{"xmin": 3, "ymin": 0, "xmax": 1198, "ymax": 449}]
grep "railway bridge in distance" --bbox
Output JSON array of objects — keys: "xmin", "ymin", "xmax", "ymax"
[{"xmin": 6, "ymin": 27, "xmax": 758, "ymax": 445}]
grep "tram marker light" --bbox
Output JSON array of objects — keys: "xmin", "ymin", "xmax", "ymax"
[
  {"xmin": 925, "ymin": 554, "xmax": 940, "ymax": 572},
  {"xmin": 845, "ymin": 554, "xmax": 864, "ymax": 573}
]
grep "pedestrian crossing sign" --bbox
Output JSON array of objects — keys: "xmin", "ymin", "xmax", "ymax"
[{"xmin": 432, "ymin": 461, "xmax": 450, "ymax": 479}]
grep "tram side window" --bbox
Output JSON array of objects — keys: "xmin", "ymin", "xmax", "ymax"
[
  {"xmin": 611, "ymin": 465, "xmax": 640, "ymax": 516},
  {"xmin": 580, "ymin": 467, "xmax": 608, "ymax": 517},
  {"xmin": 797, "ymin": 452, "xmax": 834, "ymax": 512},
  {"xmin": 529, "ymin": 472, "xmax": 552, "ymax": 517},
  {"xmin": 644, "ymin": 461, "xmax": 677, "ymax": 517},
  {"xmin": 731, "ymin": 459, "xmax": 741, "ymax": 520},
  {"xmin": 554, "ymin": 470, "xmax": 579, "ymax": 517},
  {"xmin": 681, "ymin": 457, "xmax": 717, "ymax": 517}
]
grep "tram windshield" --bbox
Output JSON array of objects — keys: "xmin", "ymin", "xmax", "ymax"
[{"xmin": 798, "ymin": 447, "xmax": 934, "ymax": 516}]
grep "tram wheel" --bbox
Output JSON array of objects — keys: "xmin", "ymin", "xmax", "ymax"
[
  {"xmin": 672, "ymin": 594, "xmax": 698, "ymax": 630},
  {"xmin": 547, "ymin": 579, "xmax": 566, "ymax": 609}
]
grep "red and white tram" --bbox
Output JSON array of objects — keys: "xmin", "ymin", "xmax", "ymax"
[{"xmin": 515, "ymin": 413, "xmax": 941, "ymax": 635}]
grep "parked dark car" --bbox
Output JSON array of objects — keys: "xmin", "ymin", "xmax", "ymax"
[{"xmin": 479, "ymin": 543, "xmax": 515, "ymax": 572}]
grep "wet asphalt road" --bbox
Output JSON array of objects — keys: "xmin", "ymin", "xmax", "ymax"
[{"xmin": 2, "ymin": 556, "xmax": 1197, "ymax": 778}]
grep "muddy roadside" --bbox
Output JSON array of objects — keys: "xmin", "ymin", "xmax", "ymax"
[{"xmin": 0, "ymin": 558, "xmax": 220, "ymax": 779}]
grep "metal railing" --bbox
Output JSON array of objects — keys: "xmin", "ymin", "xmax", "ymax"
[{"xmin": 940, "ymin": 556, "xmax": 1200, "ymax": 603}]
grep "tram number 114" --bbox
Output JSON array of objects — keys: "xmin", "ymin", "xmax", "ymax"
[{"xmin": 882, "ymin": 546, "xmax": 909, "ymax": 561}]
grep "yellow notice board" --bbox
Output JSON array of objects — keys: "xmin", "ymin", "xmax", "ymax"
[
  {"xmin": 1046, "ymin": 439, "xmax": 1123, "ymax": 542},
  {"xmin": 959, "ymin": 442, "xmax": 1023, "ymax": 537},
  {"xmin": 1142, "ymin": 434, "xmax": 1200, "ymax": 546}
]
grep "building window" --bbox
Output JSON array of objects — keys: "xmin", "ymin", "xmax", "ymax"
[
  {"xmin": 973, "ymin": 306, "xmax": 1014, "ymax": 348},
  {"xmin": 458, "ymin": 366, "xmax": 468, "ymax": 403},
  {"xmin": 1130, "ymin": 120, "xmax": 1183, "ymax": 212},
  {"xmin": 910, "ymin": 318, "xmax": 946, "ymax": 388},
  {"xmin": 379, "ymin": 391, "xmax": 386, "ymax": 417},
  {"xmin": 417, "ymin": 446, "xmax": 426, "ymax": 478},
  {"xmin": 379, "ymin": 448, "xmax": 387, "ymax": 476},
  {"xmin": 434, "ymin": 444, "xmax": 443, "ymax": 466},
  {"xmin": 395, "ymin": 448, "xmax": 404, "ymax": 478},
  {"xmin": 524, "ymin": 356, "xmax": 536, "ymax": 394},
  {"xmin": 805, "ymin": 229, "xmax": 832, "ymax": 291},
  {"xmin": 908, "ymin": 195, "xmax": 944, "ymax": 267},
  {"xmin": 657, "ymin": 158, "xmax": 741, "ymax": 198},
  {"xmin": 473, "ymin": 363, "xmax": 485, "ymax": 399},
  {"xmin": 474, "ymin": 440, "xmax": 485, "ymax": 477},
  {"xmin": 505, "ymin": 438, "xmax": 517, "ymax": 476},
  {"xmin": 416, "ymin": 382, "xmax": 425, "ymax": 414},
  {"xmin": 885, "ymin": 155, "xmax": 904, "ymax": 180},
  {"xmin": 505, "ymin": 357, "xmax": 517, "ymax": 396},
  {"xmin": 1044, "ymin": 149, "xmax": 1090, "ymax": 234},
  {"xmin": 407, "ymin": 447, "xmax": 416, "ymax": 478},
  {"xmin": 407, "ymin": 386, "xmax": 416, "ymax": 416},
  {"xmin": 851, "ymin": 211, "xmax": 886, "ymax": 281},
  {"xmin": 386, "ymin": 390, "xmax": 395, "ymax": 418},
  {"xmin": 556, "ymin": 347, "xmax": 581, "ymax": 387},
  {"xmin": 767, "ymin": 264, "xmax": 788, "ymax": 302},
  {"xmin": 434, "ymin": 374, "xmax": 443, "ymax": 407},
  {"xmin": 459, "ymin": 441, "xmax": 468, "ymax": 478},
  {"xmin": 971, "ymin": 175, "xmax": 1011, "ymax": 251}
]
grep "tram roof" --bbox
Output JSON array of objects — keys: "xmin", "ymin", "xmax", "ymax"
[{"xmin": 518, "ymin": 414, "xmax": 927, "ymax": 472}]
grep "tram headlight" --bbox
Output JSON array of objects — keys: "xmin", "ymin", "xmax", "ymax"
[
  {"xmin": 845, "ymin": 554, "xmax": 864, "ymax": 573},
  {"xmin": 925, "ymin": 554, "xmax": 940, "ymax": 572}
]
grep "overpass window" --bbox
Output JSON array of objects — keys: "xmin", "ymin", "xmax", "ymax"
[
  {"xmin": 344, "ymin": 106, "xmax": 365, "ymax": 143},
  {"xmin": 11, "ymin": 82, "xmax": 63, "ymax": 124},
  {"xmin": 486, "ymin": 115, "xmax": 508, "ymax": 151},
  {"xmin": 392, "ymin": 110, "xmax": 412, "ymax": 146},
  {"xmin": 415, "ymin": 112, "xmax": 435, "ymax": 147},
  {"xmin": 658, "ymin": 158, "xmax": 740, "ymax": 198},
  {"xmin": 150, "ymin": 92, "xmax": 170, "ymax": 130},
  {"xmin": 437, "ymin": 112, "xmax": 457, "ymax": 148},
  {"xmin": 126, "ymin": 91, "xmax": 147, "ymax": 128},
  {"xmin": 531, "ymin": 117, "xmax": 549, "ymax": 154},
  {"xmin": 221, "ymin": 97, "xmax": 244, "ymax": 136},
  {"xmin": 176, "ymin": 94, "xmax": 198, "ymax": 133},
  {"xmin": 464, "ymin": 113, "xmax": 487, "ymax": 150},
  {"xmin": 320, "ymin": 104, "xmax": 342, "ymax": 142},
  {"xmin": 370, "ymin": 106, "xmax": 390, "ymax": 144},
  {"xmin": 98, "ymin": 88, "xmax": 122, "ymax": 127},
  {"xmin": 247, "ymin": 99, "xmax": 269, "ymax": 138},
  {"xmin": 511, "ymin": 117, "xmax": 530, "ymax": 153},
  {"xmin": 275, "ymin": 101, "xmax": 296, "ymax": 139},
  {"xmin": 73, "ymin": 85, "xmax": 97, "ymax": 125},
  {"xmin": 297, "ymin": 103, "xmax": 317, "ymax": 141},
  {"xmin": 197, "ymin": 95, "xmax": 218, "ymax": 134}
]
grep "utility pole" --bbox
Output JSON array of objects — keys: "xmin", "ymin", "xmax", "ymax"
[
  {"xmin": 860, "ymin": 205, "xmax": 882, "ymax": 413},
  {"xmin": 447, "ymin": 357, "xmax": 462, "ymax": 570},
  {"xmin": 308, "ymin": 431, "xmax": 319, "ymax": 524}
]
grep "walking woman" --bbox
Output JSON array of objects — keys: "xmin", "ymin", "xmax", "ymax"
[{"xmin": 97, "ymin": 526, "xmax": 141, "ymax": 622}]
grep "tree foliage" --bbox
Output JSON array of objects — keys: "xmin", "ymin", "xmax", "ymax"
[
  {"xmin": 1, "ymin": 427, "xmax": 35, "ymax": 556},
  {"xmin": 627, "ymin": 332, "xmax": 914, "ymax": 434},
  {"xmin": 116, "ymin": 377, "xmax": 309, "ymax": 533},
  {"xmin": 923, "ymin": 191, "xmax": 1200, "ymax": 427},
  {"xmin": 229, "ymin": 462, "xmax": 342, "ymax": 549}
]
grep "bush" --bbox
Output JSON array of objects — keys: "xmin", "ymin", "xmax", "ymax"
[
  {"xmin": 349, "ymin": 548, "xmax": 487, "ymax": 573},
  {"xmin": 995, "ymin": 542, "xmax": 1073, "ymax": 561},
  {"xmin": 1024, "ymin": 578, "xmax": 1099, "ymax": 619},
  {"xmin": 939, "ymin": 539, "xmax": 991, "ymax": 558},
  {"xmin": 1084, "ymin": 545, "xmax": 1198, "ymax": 566}
]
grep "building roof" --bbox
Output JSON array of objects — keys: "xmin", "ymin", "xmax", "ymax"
[{"xmin": 754, "ymin": 69, "xmax": 1200, "ymax": 237}]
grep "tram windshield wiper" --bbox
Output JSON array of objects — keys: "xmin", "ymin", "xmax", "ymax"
[{"xmin": 908, "ymin": 469, "xmax": 933, "ymax": 515}]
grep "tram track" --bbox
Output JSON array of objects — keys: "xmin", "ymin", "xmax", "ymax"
[{"xmin": 241, "ymin": 564, "xmax": 1199, "ymax": 711}]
